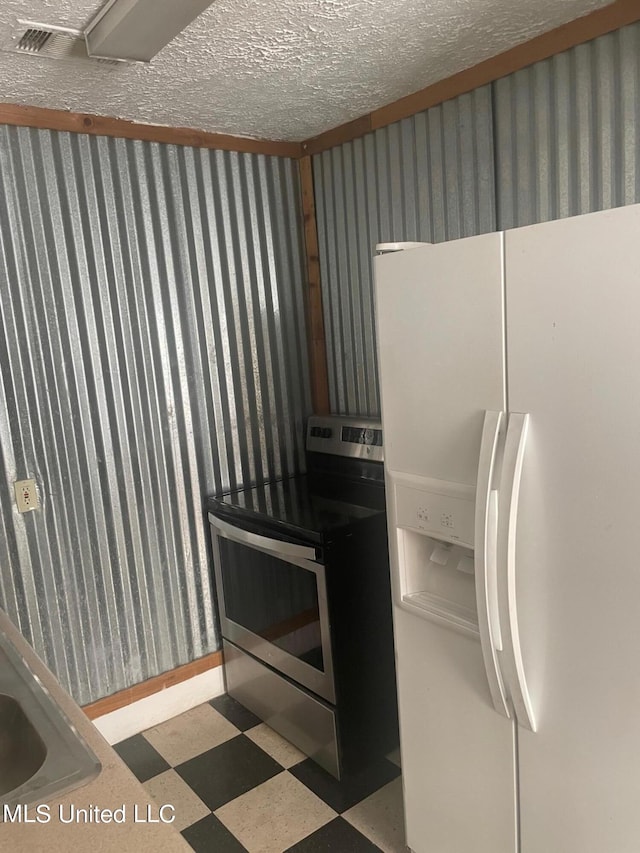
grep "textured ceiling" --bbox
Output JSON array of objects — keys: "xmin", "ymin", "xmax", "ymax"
[{"xmin": 0, "ymin": 0, "xmax": 614, "ymax": 141}]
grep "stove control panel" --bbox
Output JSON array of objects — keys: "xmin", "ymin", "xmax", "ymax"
[
  {"xmin": 307, "ymin": 416, "xmax": 384, "ymax": 462},
  {"xmin": 310, "ymin": 425, "xmax": 334, "ymax": 439}
]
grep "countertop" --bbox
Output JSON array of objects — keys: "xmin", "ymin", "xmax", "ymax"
[{"xmin": 0, "ymin": 608, "xmax": 191, "ymax": 853}]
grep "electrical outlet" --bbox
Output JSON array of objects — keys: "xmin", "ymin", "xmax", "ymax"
[{"xmin": 14, "ymin": 479, "xmax": 39, "ymax": 513}]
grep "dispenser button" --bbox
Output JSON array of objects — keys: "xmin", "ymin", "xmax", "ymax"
[
  {"xmin": 431, "ymin": 546, "xmax": 452, "ymax": 566},
  {"xmin": 456, "ymin": 556, "xmax": 475, "ymax": 575}
]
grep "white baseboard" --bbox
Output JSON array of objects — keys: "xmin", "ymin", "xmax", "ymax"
[{"xmin": 92, "ymin": 666, "xmax": 225, "ymax": 744}]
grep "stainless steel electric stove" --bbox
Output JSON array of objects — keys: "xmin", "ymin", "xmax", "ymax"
[{"xmin": 206, "ymin": 415, "xmax": 398, "ymax": 779}]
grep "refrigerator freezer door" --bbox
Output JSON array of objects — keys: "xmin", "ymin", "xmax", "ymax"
[
  {"xmin": 505, "ymin": 203, "xmax": 640, "ymax": 853},
  {"xmin": 375, "ymin": 233, "xmax": 506, "ymax": 484},
  {"xmin": 376, "ymin": 233, "xmax": 516, "ymax": 853}
]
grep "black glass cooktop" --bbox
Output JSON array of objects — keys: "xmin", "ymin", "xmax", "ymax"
[{"xmin": 206, "ymin": 473, "xmax": 385, "ymax": 546}]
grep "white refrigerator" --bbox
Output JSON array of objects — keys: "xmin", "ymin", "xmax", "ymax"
[{"xmin": 374, "ymin": 203, "xmax": 640, "ymax": 853}]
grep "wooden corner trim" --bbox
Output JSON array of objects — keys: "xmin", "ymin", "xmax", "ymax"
[
  {"xmin": 299, "ymin": 155, "xmax": 331, "ymax": 415},
  {"xmin": 302, "ymin": 0, "xmax": 640, "ymax": 155},
  {"xmin": 82, "ymin": 649, "xmax": 224, "ymax": 720},
  {"xmin": 302, "ymin": 114, "xmax": 372, "ymax": 157},
  {"xmin": 0, "ymin": 103, "xmax": 303, "ymax": 159}
]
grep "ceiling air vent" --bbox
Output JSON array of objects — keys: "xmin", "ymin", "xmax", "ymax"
[
  {"xmin": 16, "ymin": 27, "xmax": 52, "ymax": 54},
  {"xmin": 13, "ymin": 22, "xmax": 127, "ymax": 66}
]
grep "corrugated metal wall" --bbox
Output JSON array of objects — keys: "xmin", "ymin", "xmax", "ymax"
[
  {"xmin": 0, "ymin": 126, "xmax": 311, "ymax": 705},
  {"xmin": 313, "ymin": 86, "xmax": 496, "ymax": 417},
  {"xmin": 494, "ymin": 23, "xmax": 640, "ymax": 228},
  {"xmin": 314, "ymin": 21, "xmax": 640, "ymax": 418},
  {"xmin": 2, "ymin": 20, "xmax": 638, "ymax": 706}
]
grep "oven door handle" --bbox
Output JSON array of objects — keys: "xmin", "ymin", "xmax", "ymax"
[{"xmin": 208, "ymin": 513, "xmax": 319, "ymax": 563}]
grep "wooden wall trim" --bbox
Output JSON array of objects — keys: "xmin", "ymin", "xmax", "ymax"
[
  {"xmin": 303, "ymin": 114, "xmax": 373, "ymax": 157},
  {"xmin": 302, "ymin": 0, "xmax": 640, "ymax": 156},
  {"xmin": 83, "ymin": 650, "xmax": 223, "ymax": 720},
  {"xmin": 299, "ymin": 156, "xmax": 331, "ymax": 415},
  {"xmin": 0, "ymin": 103, "xmax": 302, "ymax": 158}
]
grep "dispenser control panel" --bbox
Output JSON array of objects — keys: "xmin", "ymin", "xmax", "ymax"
[{"xmin": 394, "ymin": 478, "xmax": 475, "ymax": 548}]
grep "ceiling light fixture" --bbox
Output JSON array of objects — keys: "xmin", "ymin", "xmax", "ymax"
[{"xmin": 84, "ymin": 0, "xmax": 215, "ymax": 63}]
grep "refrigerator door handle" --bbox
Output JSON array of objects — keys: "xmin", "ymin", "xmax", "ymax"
[
  {"xmin": 474, "ymin": 410, "xmax": 510, "ymax": 718},
  {"xmin": 498, "ymin": 412, "xmax": 537, "ymax": 732}
]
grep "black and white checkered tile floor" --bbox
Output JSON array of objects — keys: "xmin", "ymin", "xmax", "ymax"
[{"xmin": 114, "ymin": 694, "xmax": 405, "ymax": 852}]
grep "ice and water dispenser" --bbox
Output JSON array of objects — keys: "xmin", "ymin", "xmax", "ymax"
[{"xmin": 389, "ymin": 472, "xmax": 484, "ymax": 637}]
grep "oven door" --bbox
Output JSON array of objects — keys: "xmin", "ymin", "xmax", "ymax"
[{"xmin": 208, "ymin": 513, "xmax": 336, "ymax": 704}]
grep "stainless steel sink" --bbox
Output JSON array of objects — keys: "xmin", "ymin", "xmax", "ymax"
[
  {"xmin": 0, "ymin": 695, "xmax": 47, "ymax": 796},
  {"xmin": 0, "ymin": 627, "xmax": 101, "ymax": 808}
]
